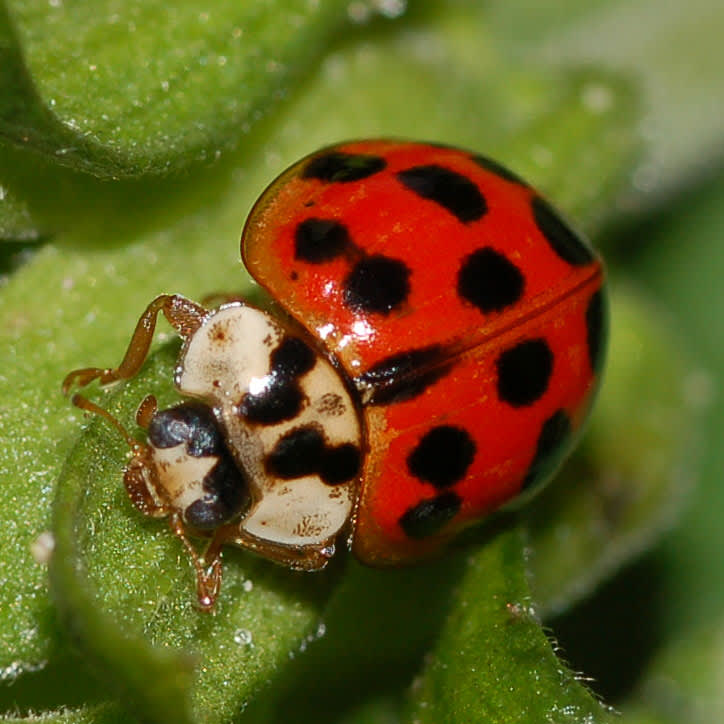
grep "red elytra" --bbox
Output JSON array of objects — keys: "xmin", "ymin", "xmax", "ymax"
[{"xmin": 243, "ymin": 139, "xmax": 606, "ymax": 566}]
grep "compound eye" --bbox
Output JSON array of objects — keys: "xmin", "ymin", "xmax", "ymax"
[
  {"xmin": 148, "ymin": 400, "xmax": 223, "ymax": 456},
  {"xmin": 148, "ymin": 401, "xmax": 251, "ymax": 529}
]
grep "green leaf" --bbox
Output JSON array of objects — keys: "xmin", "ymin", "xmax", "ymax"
[
  {"xmin": 406, "ymin": 527, "xmax": 616, "ymax": 724},
  {"xmin": 0, "ymin": 703, "xmax": 130, "ymax": 724},
  {"xmin": 0, "ymin": 143, "xmax": 46, "ymax": 242},
  {"xmin": 1, "ymin": 0, "xmax": 349, "ymax": 177},
  {"xmin": 622, "ymin": 173, "xmax": 724, "ymax": 724},
  {"xmin": 625, "ymin": 173, "xmax": 724, "ymax": 632},
  {"xmin": 621, "ymin": 619, "xmax": 724, "ymax": 724},
  {"xmin": 267, "ymin": 558, "xmax": 465, "ymax": 722},
  {"xmin": 336, "ymin": 696, "xmax": 403, "ymax": 724},
  {"xmin": 487, "ymin": 0, "xmax": 724, "ymax": 203},
  {"xmin": 609, "ymin": 174, "xmax": 724, "ymax": 724},
  {"xmin": 527, "ymin": 284, "xmax": 701, "ymax": 616},
  {"xmin": 0, "ymin": 184, "xmax": 42, "ymax": 242}
]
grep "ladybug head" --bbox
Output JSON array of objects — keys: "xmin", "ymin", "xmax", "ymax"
[{"xmin": 139, "ymin": 400, "xmax": 251, "ymax": 529}]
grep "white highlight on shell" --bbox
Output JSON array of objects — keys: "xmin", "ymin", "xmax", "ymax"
[
  {"xmin": 317, "ymin": 322, "xmax": 335, "ymax": 340},
  {"xmin": 351, "ymin": 318, "xmax": 375, "ymax": 340},
  {"xmin": 248, "ymin": 375, "xmax": 271, "ymax": 396}
]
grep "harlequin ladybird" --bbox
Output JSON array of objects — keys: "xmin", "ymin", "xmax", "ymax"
[{"xmin": 64, "ymin": 140, "xmax": 606, "ymax": 610}]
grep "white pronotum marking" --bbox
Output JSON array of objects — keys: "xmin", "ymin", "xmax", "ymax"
[{"xmin": 176, "ymin": 303, "xmax": 362, "ymax": 549}]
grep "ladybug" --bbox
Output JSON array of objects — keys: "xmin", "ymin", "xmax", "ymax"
[{"xmin": 64, "ymin": 140, "xmax": 606, "ymax": 610}]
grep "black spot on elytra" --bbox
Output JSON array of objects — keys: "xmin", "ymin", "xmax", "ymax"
[
  {"xmin": 239, "ymin": 336, "xmax": 316, "ymax": 425},
  {"xmin": 407, "ymin": 425, "xmax": 476, "ymax": 488},
  {"xmin": 470, "ymin": 154, "xmax": 528, "ymax": 186},
  {"xmin": 302, "ymin": 151, "xmax": 387, "ymax": 183},
  {"xmin": 266, "ymin": 425, "xmax": 361, "ymax": 485},
  {"xmin": 148, "ymin": 402, "xmax": 250, "ymax": 529},
  {"xmin": 531, "ymin": 196, "xmax": 594, "ymax": 266},
  {"xmin": 356, "ymin": 345, "xmax": 452, "ymax": 405},
  {"xmin": 343, "ymin": 255, "xmax": 411, "ymax": 315},
  {"xmin": 496, "ymin": 338, "xmax": 553, "ymax": 407},
  {"xmin": 397, "ymin": 165, "xmax": 487, "ymax": 223},
  {"xmin": 586, "ymin": 289, "xmax": 607, "ymax": 374},
  {"xmin": 294, "ymin": 218, "xmax": 351, "ymax": 264},
  {"xmin": 457, "ymin": 247, "xmax": 525, "ymax": 313},
  {"xmin": 399, "ymin": 492, "xmax": 461, "ymax": 539},
  {"xmin": 521, "ymin": 409, "xmax": 572, "ymax": 492}
]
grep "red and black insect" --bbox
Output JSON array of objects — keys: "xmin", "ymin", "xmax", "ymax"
[{"xmin": 65, "ymin": 140, "xmax": 606, "ymax": 607}]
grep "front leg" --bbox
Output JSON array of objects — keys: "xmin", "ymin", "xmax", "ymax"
[
  {"xmin": 168, "ymin": 515, "xmax": 225, "ymax": 611},
  {"xmin": 62, "ymin": 294, "xmax": 208, "ymax": 394}
]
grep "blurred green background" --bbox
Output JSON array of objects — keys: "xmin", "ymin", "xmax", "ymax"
[{"xmin": 0, "ymin": 1, "xmax": 722, "ymax": 722}]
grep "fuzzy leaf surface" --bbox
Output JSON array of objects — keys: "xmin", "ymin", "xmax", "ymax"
[{"xmin": 1, "ymin": 0, "xmax": 349, "ymax": 177}]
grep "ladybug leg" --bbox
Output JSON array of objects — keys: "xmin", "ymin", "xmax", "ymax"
[
  {"xmin": 227, "ymin": 527, "xmax": 336, "ymax": 571},
  {"xmin": 168, "ymin": 514, "xmax": 226, "ymax": 611},
  {"xmin": 62, "ymin": 294, "xmax": 207, "ymax": 395},
  {"xmin": 134, "ymin": 393, "xmax": 158, "ymax": 429},
  {"xmin": 199, "ymin": 528, "xmax": 232, "ymax": 606}
]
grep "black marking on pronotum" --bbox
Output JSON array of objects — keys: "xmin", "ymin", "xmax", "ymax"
[
  {"xmin": 239, "ymin": 384, "xmax": 304, "ymax": 426},
  {"xmin": 521, "ymin": 409, "xmax": 572, "ymax": 492},
  {"xmin": 397, "ymin": 164, "xmax": 488, "ymax": 223},
  {"xmin": 148, "ymin": 401, "xmax": 250, "ymax": 529},
  {"xmin": 343, "ymin": 255, "xmax": 412, "ymax": 315},
  {"xmin": 586, "ymin": 288, "xmax": 607, "ymax": 374},
  {"xmin": 470, "ymin": 154, "xmax": 529, "ymax": 186},
  {"xmin": 531, "ymin": 196, "xmax": 595, "ymax": 266},
  {"xmin": 239, "ymin": 336, "xmax": 316, "ymax": 425},
  {"xmin": 271, "ymin": 336, "xmax": 316, "ymax": 378},
  {"xmin": 302, "ymin": 151, "xmax": 387, "ymax": 183},
  {"xmin": 496, "ymin": 338, "xmax": 554, "ymax": 407},
  {"xmin": 294, "ymin": 218, "xmax": 351, "ymax": 264},
  {"xmin": 355, "ymin": 345, "xmax": 452, "ymax": 405},
  {"xmin": 266, "ymin": 425, "xmax": 361, "ymax": 486},
  {"xmin": 457, "ymin": 247, "xmax": 525, "ymax": 313},
  {"xmin": 407, "ymin": 425, "xmax": 476, "ymax": 488},
  {"xmin": 399, "ymin": 491, "xmax": 462, "ymax": 539}
]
